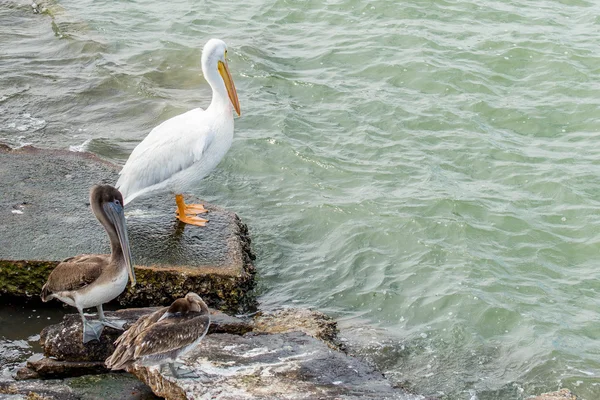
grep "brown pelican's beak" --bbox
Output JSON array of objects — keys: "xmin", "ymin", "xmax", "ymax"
[
  {"xmin": 218, "ymin": 59, "xmax": 241, "ymax": 116},
  {"xmin": 104, "ymin": 201, "xmax": 136, "ymax": 287}
]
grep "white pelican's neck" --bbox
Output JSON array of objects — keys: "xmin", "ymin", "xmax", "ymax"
[{"xmin": 203, "ymin": 64, "xmax": 232, "ymax": 115}]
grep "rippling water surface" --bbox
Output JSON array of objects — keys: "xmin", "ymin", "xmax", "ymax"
[{"xmin": 2, "ymin": 0, "xmax": 600, "ymax": 398}]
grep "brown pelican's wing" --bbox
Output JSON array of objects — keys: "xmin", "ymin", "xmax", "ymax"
[
  {"xmin": 106, "ymin": 307, "xmax": 168, "ymax": 370},
  {"xmin": 61, "ymin": 254, "xmax": 107, "ymax": 264},
  {"xmin": 114, "ymin": 307, "xmax": 168, "ymax": 347},
  {"xmin": 41, "ymin": 256, "xmax": 108, "ymax": 297},
  {"xmin": 132, "ymin": 312, "xmax": 210, "ymax": 359}
]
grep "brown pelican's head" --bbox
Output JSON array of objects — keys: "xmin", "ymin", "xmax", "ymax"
[
  {"xmin": 161, "ymin": 293, "xmax": 209, "ymax": 321},
  {"xmin": 90, "ymin": 184, "xmax": 136, "ymax": 287},
  {"xmin": 185, "ymin": 292, "xmax": 208, "ymax": 313}
]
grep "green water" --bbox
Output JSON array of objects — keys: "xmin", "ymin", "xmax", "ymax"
[{"xmin": 2, "ymin": 0, "xmax": 600, "ymax": 398}]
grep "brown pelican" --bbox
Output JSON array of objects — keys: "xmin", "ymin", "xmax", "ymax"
[
  {"xmin": 41, "ymin": 185, "xmax": 136, "ymax": 343},
  {"xmin": 116, "ymin": 38, "xmax": 241, "ymax": 226},
  {"xmin": 105, "ymin": 292, "xmax": 210, "ymax": 378}
]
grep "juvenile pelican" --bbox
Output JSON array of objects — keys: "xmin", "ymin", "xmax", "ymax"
[
  {"xmin": 105, "ymin": 293, "xmax": 210, "ymax": 378},
  {"xmin": 116, "ymin": 38, "xmax": 241, "ymax": 226},
  {"xmin": 41, "ymin": 185, "xmax": 136, "ymax": 343}
]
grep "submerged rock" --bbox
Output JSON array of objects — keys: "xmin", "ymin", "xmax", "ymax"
[
  {"xmin": 129, "ymin": 331, "xmax": 426, "ymax": 400},
  {"xmin": 530, "ymin": 389, "xmax": 578, "ymax": 400},
  {"xmin": 0, "ymin": 144, "xmax": 255, "ymax": 314},
  {"xmin": 1, "ymin": 373, "xmax": 159, "ymax": 400},
  {"xmin": 253, "ymin": 308, "xmax": 339, "ymax": 348}
]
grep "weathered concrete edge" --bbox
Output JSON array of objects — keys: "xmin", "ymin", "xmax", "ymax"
[
  {"xmin": 119, "ymin": 213, "xmax": 257, "ymax": 314},
  {"xmin": 0, "ymin": 215, "xmax": 256, "ymax": 314},
  {"xmin": 0, "ymin": 143, "xmax": 118, "ymax": 167}
]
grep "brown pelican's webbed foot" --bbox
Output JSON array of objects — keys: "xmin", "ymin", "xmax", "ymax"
[
  {"xmin": 96, "ymin": 305, "xmax": 126, "ymax": 331},
  {"xmin": 83, "ymin": 321, "xmax": 105, "ymax": 343},
  {"xmin": 78, "ymin": 308, "xmax": 104, "ymax": 343},
  {"xmin": 163, "ymin": 362, "xmax": 200, "ymax": 379},
  {"xmin": 175, "ymin": 194, "xmax": 208, "ymax": 227}
]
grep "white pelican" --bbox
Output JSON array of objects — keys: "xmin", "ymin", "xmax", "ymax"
[
  {"xmin": 116, "ymin": 38, "xmax": 241, "ymax": 226},
  {"xmin": 41, "ymin": 185, "xmax": 136, "ymax": 343},
  {"xmin": 105, "ymin": 292, "xmax": 210, "ymax": 378}
]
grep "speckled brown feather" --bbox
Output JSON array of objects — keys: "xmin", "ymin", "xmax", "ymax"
[
  {"xmin": 132, "ymin": 310, "xmax": 209, "ymax": 359},
  {"xmin": 114, "ymin": 307, "xmax": 168, "ymax": 347},
  {"xmin": 106, "ymin": 307, "xmax": 168, "ymax": 370}
]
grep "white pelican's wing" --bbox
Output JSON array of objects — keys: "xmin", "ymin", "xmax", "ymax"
[{"xmin": 117, "ymin": 108, "xmax": 215, "ymax": 203}]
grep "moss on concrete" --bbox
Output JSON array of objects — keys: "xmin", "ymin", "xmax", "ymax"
[
  {"xmin": 0, "ymin": 259, "xmax": 255, "ymax": 314},
  {"xmin": 0, "ymin": 260, "xmax": 58, "ymax": 297}
]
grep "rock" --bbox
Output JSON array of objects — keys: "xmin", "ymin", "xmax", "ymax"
[
  {"xmin": 0, "ymin": 144, "xmax": 255, "ymax": 314},
  {"xmin": 253, "ymin": 308, "xmax": 339, "ymax": 349},
  {"xmin": 14, "ymin": 366, "xmax": 40, "ymax": 381},
  {"xmin": 128, "ymin": 332, "xmax": 426, "ymax": 400},
  {"xmin": 529, "ymin": 389, "xmax": 577, "ymax": 400},
  {"xmin": 21, "ymin": 359, "xmax": 108, "ymax": 381},
  {"xmin": 28, "ymin": 307, "xmax": 338, "ymax": 380},
  {"xmin": 37, "ymin": 307, "xmax": 329, "ymax": 367},
  {"xmin": 1, "ymin": 373, "xmax": 159, "ymax": 400},
  {"xmin": 21, "ymin": 306, "xmax": 427, "ymax": 399},
  {"xmin": 0, "ymin": 378, "xmax": 77, "ymax": 400},
  {"xmin": 36, "ymin": 308, "xmax": 252, "ymax": 369},
  {"xmin": 62, "ymin": 374, "xmax": 160, "ymax": 400}
]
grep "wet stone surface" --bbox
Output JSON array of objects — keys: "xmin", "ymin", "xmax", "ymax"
[
  {"xmin": 253, "ymin": 308, "xmax": 339, "ymax": 349},
  {"xmin": 0, "ymin": 372, "xmax": 159, "ymax": 400},
  {"xmin": 9, "ymin": 306, "xmax": 429, "ymax": 399},
  {"xmin": 0, "ymin": 144, "xmax": 256, "ymax": 313},
  {"xmin": 130, "ymin": 331, "xmax": 428, "ymax": 400}
]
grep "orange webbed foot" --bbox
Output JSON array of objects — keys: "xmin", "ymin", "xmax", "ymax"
[
  {"xmin": 182, "ymin": 203, "xmax": 207, "ymax": 214},
  {"xmin": 175, "ymin": 194, "xmax": 209, "ymax": 227},
  {"xmin": 176, "ymin": 213, "xmax": 208, "ymax": 226}
]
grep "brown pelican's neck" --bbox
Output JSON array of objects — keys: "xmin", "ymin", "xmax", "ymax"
[
  {"xmin": 108, "ymin": 229, "xmax": 125, "ymax": 263},
  {"xmin": 90, "ymin": 192, "xmax": 125, "ymax": 265},
  {"xmin": 95, "ymin": 208, "xmax": 125, "ymax": 263}
]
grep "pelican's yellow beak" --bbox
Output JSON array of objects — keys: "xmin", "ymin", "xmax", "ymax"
[{"xmin": 218, "ymin": 60, "xmax": 241, "ymax": 116}]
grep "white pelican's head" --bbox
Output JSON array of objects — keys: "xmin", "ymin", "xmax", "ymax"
[{"xmin": 202, "ymin": 38, "xmax": 241, "ymax": 116}]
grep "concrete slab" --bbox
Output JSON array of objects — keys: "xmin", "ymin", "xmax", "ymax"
[{"xmin": 0, "ymin": 144, "xmax": 256, "ymax": 313}]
